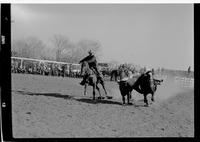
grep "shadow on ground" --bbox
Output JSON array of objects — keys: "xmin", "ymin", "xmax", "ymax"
[
  {"xmin": 13, "ymin": 90, "xmax": 73, "ymax": 100},
  {"xmin": 13, "ymin": 90, "xmax": 152, "ymax": 107},
  {"xmin": 75, "ymin": 98, "xmax": 122, "ymax": 105},
  {"xmin": 12, "ymin": 90, "xmax": 122, "ymax": 106},
  {"xmin": 133, "ymin": 98, "xmax": 155, "ymax": 107},
  {"xmin": 13, "ymin": 90, "xmax": 156, "ymax": 107}
]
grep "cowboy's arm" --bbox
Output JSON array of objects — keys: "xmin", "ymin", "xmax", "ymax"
[
  {"xmin": 87, "ymin": 55, "xmax": 97, "ymax": 64},
  {"xmin": 79, "ymin": 55, "xmax": 91, "ymax": 64}
]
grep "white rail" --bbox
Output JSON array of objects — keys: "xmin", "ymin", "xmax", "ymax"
[{"xmin": 11, "ymin": 57, "xmax": 80, "ymax": 66}]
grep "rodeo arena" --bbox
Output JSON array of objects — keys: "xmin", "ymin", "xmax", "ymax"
[{"xmin": 11, "ymin": 55, "xmax": 194, "ymax": 138}]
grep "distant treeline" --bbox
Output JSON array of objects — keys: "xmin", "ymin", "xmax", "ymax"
[{"xmin": 11, "ymin": 35, "xmax": 102, "ymax": 64}]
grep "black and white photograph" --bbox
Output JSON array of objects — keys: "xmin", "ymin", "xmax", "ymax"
[{"xmin": 4, "ymin": 3, "xmax": 195, "ymax": 138}]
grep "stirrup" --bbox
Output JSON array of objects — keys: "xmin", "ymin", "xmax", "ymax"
[{"xmin": 80, "ymin": 80, "xmax": 85, "ymax": 85}]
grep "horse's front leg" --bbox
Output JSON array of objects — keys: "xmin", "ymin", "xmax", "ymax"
[
  {"xmin": 100, "ymin": 81, "xmax": 107, "ymax": 95},
  {"xmin": 122, "ymin": 95, "xmax": 126, "ymax": 105},
  {"xmin": 151, "ymin": 92, "xmax": 155, "ymax": 102},
  {"xmin": 100, "ymin": 81, "xmax": 113, "ymax": 99},
  {"xmin": 84, "ymin": 84, "xmax": 88, "ymax": 96},
  {"xmin": 127, "ymin": 91, "xmax": 132, "ymax": 105}
]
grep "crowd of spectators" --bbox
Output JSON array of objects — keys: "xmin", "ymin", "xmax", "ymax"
[{"xmin": 11, "ymin": 58, "xmax": 82, "ymax": 78}]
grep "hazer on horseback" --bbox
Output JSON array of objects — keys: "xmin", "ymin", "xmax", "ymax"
[{"xmin": 79, "ymin": 50, "xmax": 102, "ymax": 85}]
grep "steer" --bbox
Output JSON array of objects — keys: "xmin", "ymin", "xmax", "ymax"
[{"xmin": 118, "ymin": 71, "xmax": 163, "ymax": 106}]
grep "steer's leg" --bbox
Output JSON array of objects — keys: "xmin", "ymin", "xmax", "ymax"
[
  {"xmin": 129, "ymin": 92, "xmax": 132, "ymax": 100},
  {"xmin": 93, "ymin": 84, "xmax": 96, "ymax": 100},
  {"xmin": 144, "ymin": 94, "xmax": 149, "ymax": 106},
  {"xmin": 151, "ymin": 92, "xmax": 155, "ymax": 102},
  {"xmin": 119, "ymin": 86, "xmax": 125, "ymax": 105},
  {"xmin": 127, "ymin": 92, "xmax": 132, "ymax": 105},
  {"xmin": 122, "ymin": 95, "xmax": 126, "ymax": 105}
]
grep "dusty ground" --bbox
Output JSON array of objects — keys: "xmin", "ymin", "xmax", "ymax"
[{"xmin": 12, "ymin": 73, "xmax": 194, "ymax": 138}]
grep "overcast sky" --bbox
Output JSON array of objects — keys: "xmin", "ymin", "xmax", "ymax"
[{"xmin": 11, "ymin": 4, "xmax": 193, "ymax": 71}]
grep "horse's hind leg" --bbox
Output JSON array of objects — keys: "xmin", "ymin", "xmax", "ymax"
[
  {"xmin": 96, "ymin": 85, "xmax": 103, "ymax": 100},
  {"xmin": 100, "ymin": 81, "xmax": 107, "ymax": 95},
  {"xmin": 151, "ymin": 93, "xmax": 155, "ymax": 102}
]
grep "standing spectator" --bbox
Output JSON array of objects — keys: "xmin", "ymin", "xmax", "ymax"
[
  {"xmin": 188, "ymin": 66, "xmax": 191, "ymax": 77},
  {"xmin": 152, "ymin": 68, "xmax": 155, "ymax": 76},
  {"xmin": 62, "ymin": 65, "xmax": 65, "ymax": 77}
]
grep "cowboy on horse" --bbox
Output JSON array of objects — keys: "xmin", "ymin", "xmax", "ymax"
[{"xmin": 79, "ymin": 50, "xmax": 102, "ymax": 85}]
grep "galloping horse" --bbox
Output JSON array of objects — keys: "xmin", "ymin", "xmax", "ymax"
[{"xmin": 80, "ymin": 61, "xmax": 112, "ymax": 100}]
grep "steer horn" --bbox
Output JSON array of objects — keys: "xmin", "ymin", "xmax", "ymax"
[{"xmin": 154, "ymin": 79, "xmax": 163, "ymax": 85}]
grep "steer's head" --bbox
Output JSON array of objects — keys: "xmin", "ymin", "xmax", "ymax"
[
  {"xmin": 154, "ymin": 79, "xmax": 163, "ymax": 85},
  {"xmin": 152, "ymin": 79, "xmax": 163, "ymax": 92}
]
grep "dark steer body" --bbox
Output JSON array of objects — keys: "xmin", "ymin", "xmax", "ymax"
[{"xmin": 118, "ymin": 72, "xmax": 163, "ymax": 106}]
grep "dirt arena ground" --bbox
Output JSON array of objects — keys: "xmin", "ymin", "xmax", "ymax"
[{"xmin": 12, "ymin": 73, "xmax": 194, "ymax": 137}]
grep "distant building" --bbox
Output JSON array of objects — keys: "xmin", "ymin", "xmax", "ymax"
[{"xmin": 98, "ymin": 63, "xmax": 109, "ymax": 71}]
